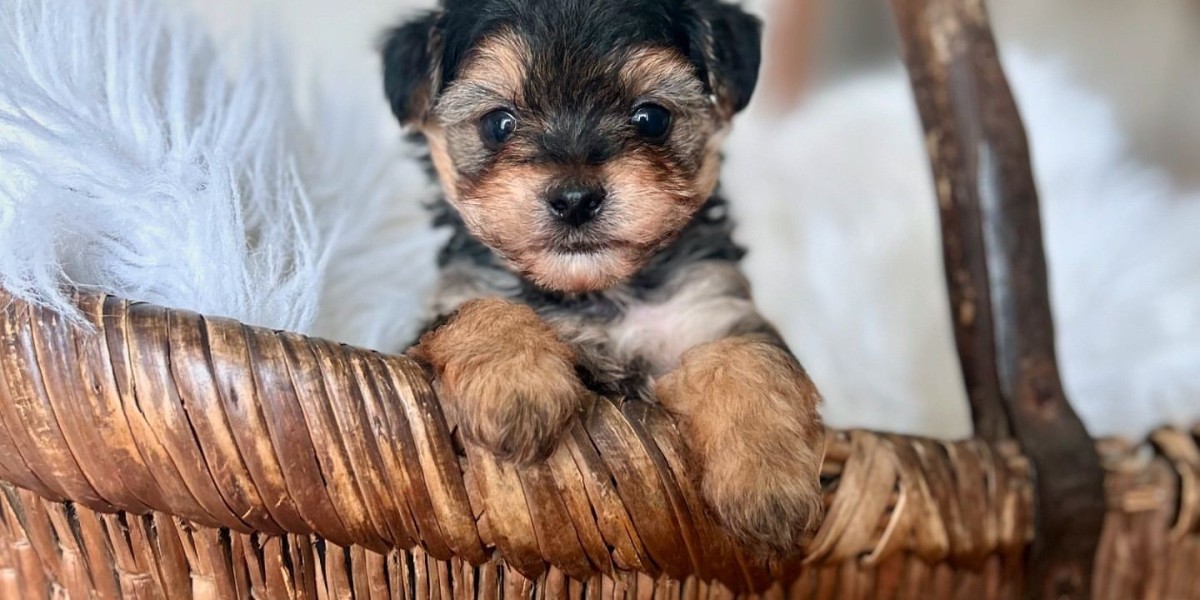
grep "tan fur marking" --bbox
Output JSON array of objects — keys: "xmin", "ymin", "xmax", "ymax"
[
  {"xmin": 432, "ymin": 151, "xmax": 714, "ymax": 293},
  {"xmin": 619, "ymin": 47, "xmax": 702, "ymax": 97},
  {"xmin": 519, "ymin": 248, "xmax": 641, "ymax": 293},
  {"xmin": 692, "ymin": 125, "xmax": 728, "ymax": 199},
  {"xmin": 458, "ymin": 163, "xmax": 553, "ymax": 251},
  {"xmin": 602, "ymin": 153, "xmax": 702, "ymax": 248},
  {"xmin": 451, "ymin": 152, "xmax": 704, "ymax": 293},
  {"xmin": 423, "ymin": 126, "xmax": 459, "ymax": 202},
  {"xmin": 456, "ymin": 29, "xmax": 529, "ymax": 104},
  {"xmin": 655, "ymin": 336, "xmax": 825, "ymax": 556},
  {"xmin": 411, "ymin": 298, "xmax": 587, "ymax": 462}
]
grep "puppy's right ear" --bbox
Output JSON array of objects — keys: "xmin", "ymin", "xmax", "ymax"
[
  {"xmin": 381, "ymin": 12, "xmax": 444, "ymax": 125},
  {"xmin": 684, "ymin": 1, "xmax": 762, "ymax": 115}
]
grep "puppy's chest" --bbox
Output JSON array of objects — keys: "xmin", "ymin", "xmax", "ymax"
[
  {"xmin": 605, "ymin": 297, "xmax": 725, "ymax": 376},
  {"xmin": 547, "ymin": 276, "xmax": 755, "ymax": 377},
  {"xmin": 431, "ymin": 260, "xmax": 757, "ymax": 378}
]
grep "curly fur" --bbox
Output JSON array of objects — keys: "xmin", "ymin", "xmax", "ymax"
[
  {"xmin": 656, "ymin": 336, "xmax": 825, "ymax": 555},
  {"xmin": 411, "ymin": 298, "xmax": 589, "ymax": 463}
]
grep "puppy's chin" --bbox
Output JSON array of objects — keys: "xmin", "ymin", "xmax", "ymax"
[{"xmin": 517, "ymin": 248, "xmax": 642, "ymax": 293}]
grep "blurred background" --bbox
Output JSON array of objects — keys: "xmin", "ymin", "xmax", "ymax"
[
  {"xmin": 167, "ymin": 0, "xmax": 1200, "ymax": 440},
  {"xmin": 760, "ymin": 0, "xmax": 1200, "ymax": 186}
]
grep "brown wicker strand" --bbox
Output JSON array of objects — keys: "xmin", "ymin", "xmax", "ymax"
[
  {"xmin": 0, "ymin": 291, "xmax": 1034, "ymax": 593},
  {"xmin": 0, "ymin": 428, "xmax": 1195, "ymax": 599}
]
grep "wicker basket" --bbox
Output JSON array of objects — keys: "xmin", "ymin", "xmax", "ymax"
[{"xmin": 0, "ymin": 0, "xmax": 1196, "ymax": 598}]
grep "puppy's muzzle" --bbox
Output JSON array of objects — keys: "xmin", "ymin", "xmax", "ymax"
[{"xmin": 546, "ymin": 183, "xmax": 606, "ymax": 228}]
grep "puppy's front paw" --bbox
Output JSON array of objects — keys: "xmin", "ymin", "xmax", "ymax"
[
  {"xmin": 655, "ymin": 337, "xmax": 825, "ymax": 556},
  {"xmin": 700, "ymin": 439, "xmax": 824, "ymax": 555},
  {"xmin": 412, "ymin": 298, "xmax": 586, "ymax": 463},
  {"xmin": 443, "ymin": 351, "xmax": 584, "ymax": 463}
]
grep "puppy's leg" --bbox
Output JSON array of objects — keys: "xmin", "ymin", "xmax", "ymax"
[
  {"xmin": 655, "ymin": 332, "xmax": 824, "ymax": 556},
  {"xmin": 411, "ymin": 298, "xmax": 586, "ymax": 463},
  {"xmin": 613, "ymin": 262, "xmax": 824, "ymax": 553}
]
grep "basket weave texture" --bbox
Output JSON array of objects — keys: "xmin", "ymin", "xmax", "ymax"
[{"xmin": 0, "ymin": 294, "xmax": 1196, "ymax": 599}]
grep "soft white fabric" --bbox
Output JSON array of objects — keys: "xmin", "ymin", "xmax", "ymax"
[
  {"xmin": 0, "ymin": 0, "xmax": 441, "ymax": 347},
  {"xmin": 1, "ymin": 0, "xmax": 1197, "ymax": 441},
  {"xmin": 726, "ymin": 55, "xmax": 1200, "ymax": 438},
  {"xmin": 0, "ymin": 0, "xmax": 321, "ymax": 330}
]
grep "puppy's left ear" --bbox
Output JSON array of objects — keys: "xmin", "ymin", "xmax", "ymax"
[
  {"xmin": 380, "ymin": 11, "xmax": 444, "ymax": 125},
  {"xmin": 687, "ymin": 1, "xmax": 763, "ymax": 114}
]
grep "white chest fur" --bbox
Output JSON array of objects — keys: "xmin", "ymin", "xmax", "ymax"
[{"xmin": 608, "ymin": 262, "xmax": 760, "ymax": 376}]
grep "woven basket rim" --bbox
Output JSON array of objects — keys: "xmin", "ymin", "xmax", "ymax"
[{"xmin": 0, "ymin": 288, "xmax": 1194, "ymax": 593}]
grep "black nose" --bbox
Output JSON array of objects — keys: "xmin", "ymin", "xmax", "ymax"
[{"xmin": 547, "ymin": 185, "xmax": 605, "ymax": 227}]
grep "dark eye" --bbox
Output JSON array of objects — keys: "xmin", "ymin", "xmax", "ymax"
[
  {"xmin": 479, "ymin": 109, "xmax": 516, "ymax": 147},
  {"xmin": 630, "ymin": 104, "xmax": 672, "ymax": 139}
]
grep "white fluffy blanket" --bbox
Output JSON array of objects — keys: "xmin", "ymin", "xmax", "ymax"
[
  {"xmin": 1, "ymin": 0, "xmax": 1197, "ymax": 440},
  {"xmin": 725, "ymin": 63, "xmax": 1200, "ymax": 438},
  {"xmin": 0, "ymin": 0, "xmax": 443, "ymax": 350}
]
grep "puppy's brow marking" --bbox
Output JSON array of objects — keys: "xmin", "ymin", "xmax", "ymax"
[
  {"xmin": 457, "ymin": 29, "xmax": 529, "ymax": 99},
  {"xmin": 436, "ymin": 31, "xmax": 529, "ymax": 124},
  {"xmin": 436, "ymin": 84, "xmax": 514, "ymax": 124},
  {"xmin": 620, "ymin": 46, "xmax": 707, "ymax": 104}
]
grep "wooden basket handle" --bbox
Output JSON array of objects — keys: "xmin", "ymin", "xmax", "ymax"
[{"xmin": 887, "ymin": 0, "xmax": 1106, "ymax": 598}]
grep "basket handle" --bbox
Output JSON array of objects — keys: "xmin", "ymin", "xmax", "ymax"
[{"xmin": 887, "ymin": 0, "xmax": 1106, "ymax": 598}]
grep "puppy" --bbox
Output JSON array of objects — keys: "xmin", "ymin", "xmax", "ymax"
[{"xmin": 382, "ymin": 0, "xmax": 824, "ymax": 556}]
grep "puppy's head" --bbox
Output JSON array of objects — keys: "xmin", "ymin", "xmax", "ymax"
[{"xmin": 382, "ymin": 0, "xmax": 761, "ymax": 293}]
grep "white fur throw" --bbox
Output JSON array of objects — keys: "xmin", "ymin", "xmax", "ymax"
[
  {"xmin": 0, "ymin": 0, "xmax": 442, "ymax": 349},
  {"xmin": 725, "ymin": 59, "xmax": 1200, "ymax": 438},
  {"xmin": 1, "ymin": 0, "xmax": 1197, "ymax": 440}
]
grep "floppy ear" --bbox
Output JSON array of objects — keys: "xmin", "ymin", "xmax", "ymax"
[
  {"xmin": 687, "ymin": 1, "xmax": 763, "ymax": 114},
  {"xmin": 380, "ymin": 11, "xmax": 444, "ymax": 125}
]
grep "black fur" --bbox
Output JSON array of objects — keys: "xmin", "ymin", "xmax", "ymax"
[
  {"xmin": 381, "ymin": 12, "xmax": 443, "ymax": 123},
  {"xmin": 688, "ymin": 1, "xmax": 762, "ymax": 112},
  {"xmin": 380, "ymin": 0, "xmax": 763, "ymax": 122}
]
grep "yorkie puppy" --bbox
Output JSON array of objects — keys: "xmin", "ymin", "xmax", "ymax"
[{"xmin": 383, "ymin": 0, "xmax": 824, "ymax": 555}]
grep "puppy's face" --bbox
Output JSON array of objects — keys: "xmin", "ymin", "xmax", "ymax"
[{"xmin": 383, "ymin": 0, "xmax": 761, "ymax": 293}]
